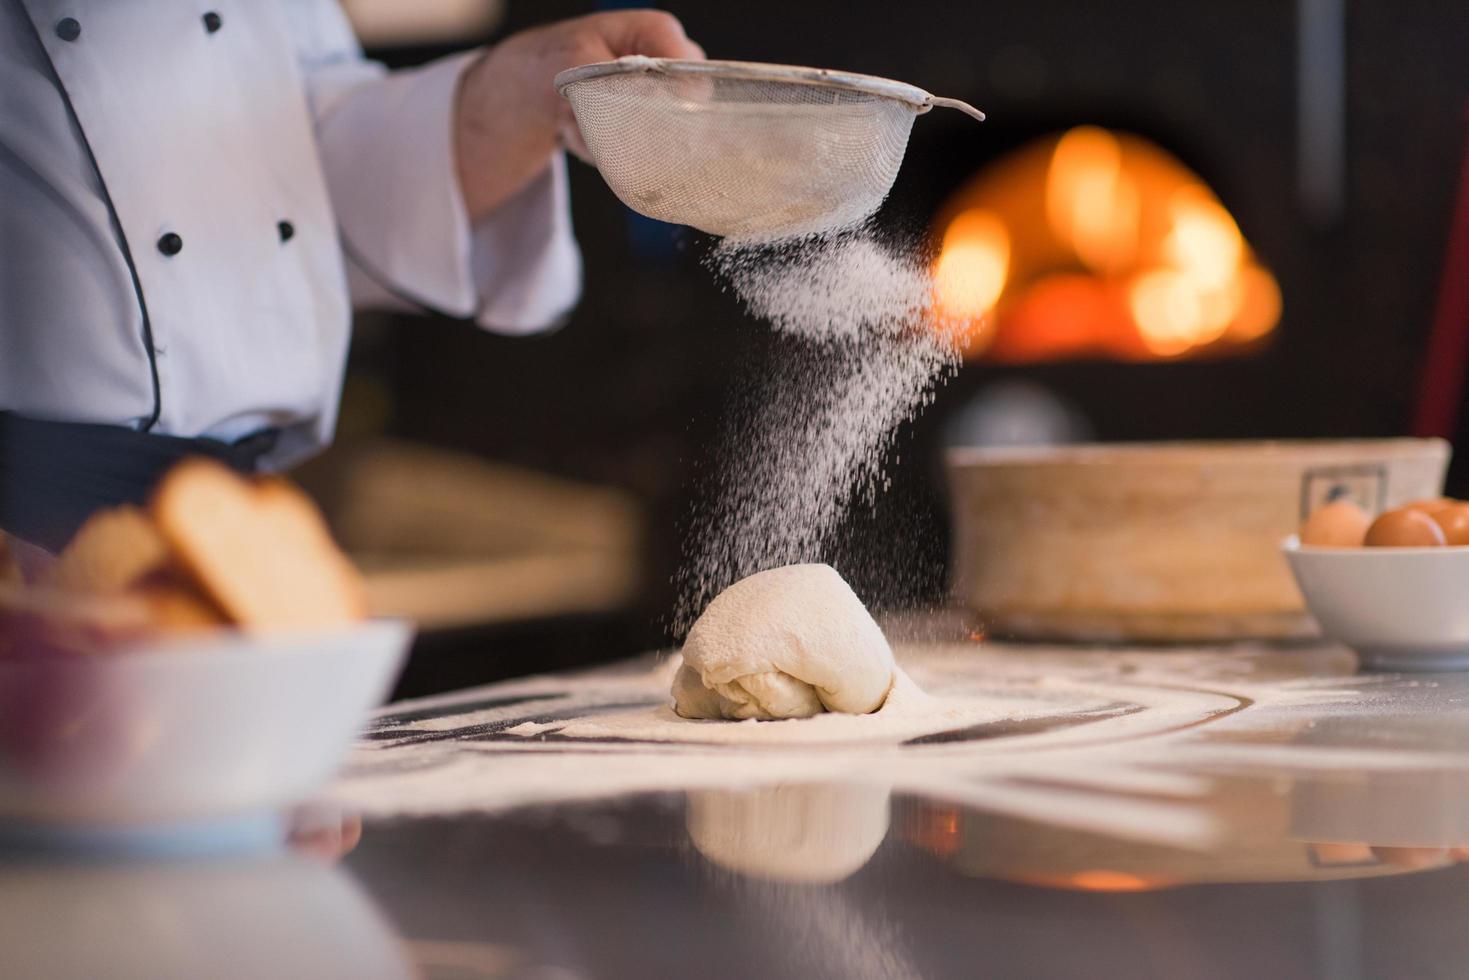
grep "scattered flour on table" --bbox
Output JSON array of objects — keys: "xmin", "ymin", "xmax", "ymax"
[
  {"xmin": 330, "ymin": 646, "xmax": 1234, "ymax": 847},
  {"xmin": 556, "ymin": 665, "xmax": 1002, "ymax": 746},
  {"xmin": 332, "ymin": 644, "xmax": 1469, "ymax": 853},
  {"xmin": 673, "ymin": 228, "xmax": 962, "ymax": 633}
]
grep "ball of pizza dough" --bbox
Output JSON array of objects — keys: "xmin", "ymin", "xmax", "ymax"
[{"xmin": 672, "ymin": 563, "xmax": 895, "ymax": 720}]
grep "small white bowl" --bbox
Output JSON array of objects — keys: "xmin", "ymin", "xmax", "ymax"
[
  {"xmin": 1283, "ymin": 537, "xmax": 1469, "ymax": 670},
  {"xmin": 0, "ymin": 620, "xmax": 412, "ymax": 837}
]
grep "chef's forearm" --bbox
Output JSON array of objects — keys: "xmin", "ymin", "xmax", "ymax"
[{"xmin": 453, "ymin": 44, "xmax": 562, "ymax": 226}]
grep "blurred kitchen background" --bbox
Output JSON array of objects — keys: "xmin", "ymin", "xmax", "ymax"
[{"xmin": 303, "ymin": 0, "xmax": 1469, "ymax": 695}]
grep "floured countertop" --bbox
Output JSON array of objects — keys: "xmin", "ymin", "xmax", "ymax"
[
  {"xmin": 332, "ymin": 639, "xmax": 1469, "ymax": 851},
  {"xmin": 16, "ymin": 638, "xmax": 1469, "ymax": 980}
]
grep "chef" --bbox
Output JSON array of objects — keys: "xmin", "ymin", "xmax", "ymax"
[{"xmin": 0, "ymin": 3, "xmax": 704, "ymax": 553}]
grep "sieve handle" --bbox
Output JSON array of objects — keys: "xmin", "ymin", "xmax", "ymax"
[{"xmin": 926, "ymin": 96, "xmax": 986, "ymax": 122}]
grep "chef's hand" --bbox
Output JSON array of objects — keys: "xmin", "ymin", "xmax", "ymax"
[{"xmin": 454, "ymin": 9, "xmax": 705, "ymax": 223}]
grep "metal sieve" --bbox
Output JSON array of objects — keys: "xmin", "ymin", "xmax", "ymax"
[{"xmin": 554, "ymin": 57, "xmax": 985, "ymax": 240}]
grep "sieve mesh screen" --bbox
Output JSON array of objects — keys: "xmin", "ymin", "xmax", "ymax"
[{"xmin": 557, "ymin": 59, "xmax": 983, "ymax": 241}]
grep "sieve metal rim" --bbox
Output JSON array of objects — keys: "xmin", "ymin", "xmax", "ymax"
[{"xmin": 554, "ymin": 56, "xmax": 985, "ymax": 120}]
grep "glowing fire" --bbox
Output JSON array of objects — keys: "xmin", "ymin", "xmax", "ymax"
[
  {"xmin": 933, "ymin": 126, "xmax": 1281, "ymax": 361},
  {"xmin": 1047, "ymin": 126, "xmax": 1140, "ymax": 274},
  {"xmin": 933, "ymin": 210, "xmax": 1010, "ymax": 339}
]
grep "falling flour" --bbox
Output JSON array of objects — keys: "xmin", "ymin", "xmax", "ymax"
[{"xmin": 674, "ymin": 227, "xmax": 961, "ymax": 632}]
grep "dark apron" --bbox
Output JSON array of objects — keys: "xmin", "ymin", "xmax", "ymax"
[{"xmin": 0, "ymin": 413, "xmax": 279, "ymax": 553}]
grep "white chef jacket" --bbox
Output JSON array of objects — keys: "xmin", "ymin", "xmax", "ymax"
[{"xmin": 0, "ymin": 0, "xmax": 581, "ymax": 467}]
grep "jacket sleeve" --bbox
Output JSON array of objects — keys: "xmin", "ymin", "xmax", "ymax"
[{"xmin": 286, "ymin": 1, "xmax": 581, "ymax": 333}]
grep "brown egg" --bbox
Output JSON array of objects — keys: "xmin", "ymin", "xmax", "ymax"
[
  {"xmin": 1299, "ymin": 499, "xmax": 1371, "ymax": 547},
  {"xmin": 1364, "ymin": 507, "xmax": 1448, "ymax": 547},
  {"xmin": 1430, "ymin": 503, "xmax": 1469, "ymax": 545},
  {"xmin": 1403, "ymin": 497, "xmax": 1458, "ymax": 516}
]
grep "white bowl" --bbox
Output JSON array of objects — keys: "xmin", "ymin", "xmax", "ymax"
[
  {"xmin": 1282, "ymin": 538, "xmax": 1469, "ymax": 670},
  {"xmin": 0, "ymin": 620, "xmax": 412, "ymax": 832}
]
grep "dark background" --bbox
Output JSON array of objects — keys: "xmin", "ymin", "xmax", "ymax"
[{"xmin": 346, "ymin": 1, "xmax": 1469, "ymax": 690}]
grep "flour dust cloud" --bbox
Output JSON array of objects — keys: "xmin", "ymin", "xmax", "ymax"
[{"xmin": 673, "ymin": 226, "xmax": 964, "ymax": 634}]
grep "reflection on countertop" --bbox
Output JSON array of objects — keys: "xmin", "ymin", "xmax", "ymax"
[
  {"xmin": 0, "ymin": 848, "xmax": 411, "ymax": 980},
  {"xmin": 342, "ymin": 782, "xmax": 1469, "ymax": 980}
]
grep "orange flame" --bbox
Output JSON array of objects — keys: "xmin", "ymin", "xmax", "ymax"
[
  {"xmin": 933, "ymin": 127, "xmax": 1282, "ymax": 362},
  {"xmin": 934, "ymin": 209, "xmax": 1009, "ymax": 353},
  {"xmin": 1046, "ymin": 126, "xmax": 1140, "ymax": 274}
]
